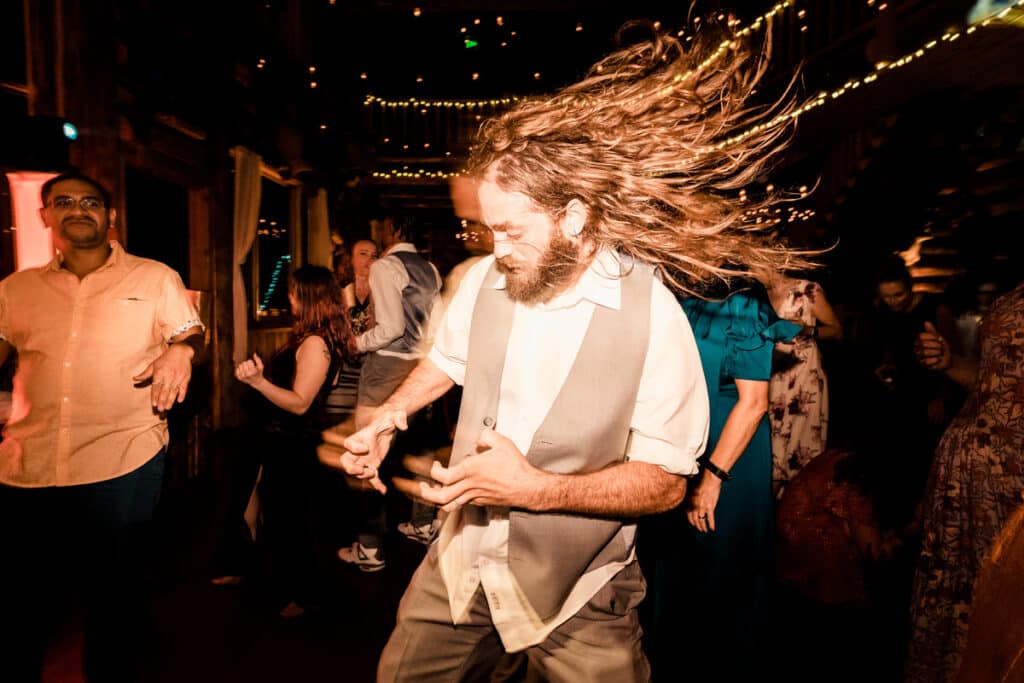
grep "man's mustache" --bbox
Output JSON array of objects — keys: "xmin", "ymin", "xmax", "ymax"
[{"xmin": 62, "ymin": 217, "xmax": 97, "ymax": 227}]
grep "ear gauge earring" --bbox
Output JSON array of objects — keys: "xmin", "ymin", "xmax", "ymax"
[{"xmin": 569, "ymin": 224, "xmax": 583, "ymax": 237}]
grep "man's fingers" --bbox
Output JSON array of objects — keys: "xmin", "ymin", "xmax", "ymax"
[
  {"xmin": 391, "ymin": 475, "xmax": 424, "ymax": 501},
  {"xmin": 419, "ymin": 479, "xmax": 470, "ymax": 507},
  {"xmin": 322, "ymin": 427, "xmax": 349, "ymax": 447},
  {"xmin": 176, "ymin": 377, "xmax": 190, "ymax": 403},
  {"xmin": 132, "ymin": 362, "xmax": 155, "ymax": 383},
  {"xmin": 317, "ymin": 443, "xmax": 346, "ymax": 469},
  {"xmin": 429, "ymin": 460, "xmax": 469, "ymax": 486},
  {"xmin": 476, "ymin": 428, "xmax": 501, "ymax": 450},
  {"xmin": 923, "ymin": 321, "xmax": 938, "ymax": 334}
]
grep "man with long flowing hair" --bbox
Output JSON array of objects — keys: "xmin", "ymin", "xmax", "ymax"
[{"xmin": 321, "ymin": 17, "xmax": 805, "ymax": 680}]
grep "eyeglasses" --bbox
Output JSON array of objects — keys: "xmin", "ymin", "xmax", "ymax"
[{"xmin": 48, "ymin": 196, "xmax": 105, "ymax": 211}]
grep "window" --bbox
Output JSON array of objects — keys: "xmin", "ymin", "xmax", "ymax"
[{"xmin": 250, "ymin": 177, "xmax": 299, "ymax": 321}]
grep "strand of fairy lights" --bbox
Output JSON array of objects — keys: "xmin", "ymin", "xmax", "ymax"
[
  {"xmin": 363, "ymin": 2, "xmax": 795, "ymax": 110},
  {"xmin": 364, "ymin": 95, "xmax": 519, "ymax": 109},
  {"xmin": 700, "ymin": 0, "xmax": 1024, "ymax": 155},
  {"xmin": 371, "ymin": 169, "xmax": 461, "ymax": 180}
]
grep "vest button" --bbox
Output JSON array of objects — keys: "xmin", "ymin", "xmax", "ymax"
[{"xmin": 482, "ymin": 416, "xmax": 495, "ymax": 428}]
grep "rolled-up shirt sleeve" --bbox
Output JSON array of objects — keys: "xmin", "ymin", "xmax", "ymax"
[
  {"xmin": 156, "ymin": 269, "xmax": 203, "ymax": 342},
  {"xmin": 625, "ymin": 279, "xmax": 709, "ymax": 475},
  {"xmin": 427, "ymin": 256, "xmax": 495, "ymax": 387}
]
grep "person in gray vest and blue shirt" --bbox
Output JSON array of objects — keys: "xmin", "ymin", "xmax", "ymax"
[
  {"xmin": 321, "ymin": 17, "xmax": 814, "ymax": 682},
  {"xmin": 337, "ymin": 207, "xmax": 442, "ymax": 572}
]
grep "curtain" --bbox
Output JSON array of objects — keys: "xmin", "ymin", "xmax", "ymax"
[
  {"xmin": 232, "ymin": 146, "xmax": 261, "ymax": 363},
  {"xmin": 306, "ymin": 188, "xmax": 331, "ymax": 267}
]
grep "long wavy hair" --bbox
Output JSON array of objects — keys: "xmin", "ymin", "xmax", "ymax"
[
  {"xmin": 289, "ymin": 265, "xmax": 352, "ymax": 362},
  {"xmin": 467, "ymin": 17, "xmax": 816, "ymax": 297}
]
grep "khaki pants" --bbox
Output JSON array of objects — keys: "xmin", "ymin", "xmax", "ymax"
[{"xmin": 378, "ymin": 545, "xmax": 650, "ymax": 682}]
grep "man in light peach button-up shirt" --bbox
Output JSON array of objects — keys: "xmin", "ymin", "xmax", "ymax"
[{"xmin": 0, "ymin": 172, "xmax": 204, "ymax": 682}]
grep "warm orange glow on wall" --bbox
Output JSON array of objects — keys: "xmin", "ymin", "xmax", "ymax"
[{"xmin": 6, "ymin": 171, "xmax": 57, "ymax": 271}]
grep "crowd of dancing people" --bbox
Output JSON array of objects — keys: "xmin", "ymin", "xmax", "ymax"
[
  {"xmin": 2, "ymin": 15, "xmax": 1022, "ymax": 683},
  {"xmin": 211, "ymin": 188, "xmax": 1023, "ymax": 683}
]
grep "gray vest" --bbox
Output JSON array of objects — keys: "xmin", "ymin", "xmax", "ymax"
[
  {"xmin": 382, "ymin": 251, "xmax": 440, "ymax": 355},
  {"xmin": 450, "ymin": 258, "xmax": 653, "ymax": 620}
]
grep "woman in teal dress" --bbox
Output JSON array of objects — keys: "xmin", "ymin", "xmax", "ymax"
[{"xmin": 640, "ymin": 289, "xmax": 799, "ymax": 682}]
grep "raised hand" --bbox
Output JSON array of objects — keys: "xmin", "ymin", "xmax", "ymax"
[
  {"xmin": 915, "ymin": 321, "xmax": 951, "ymax": 371},
  {"xmin": 320, "ymin": 408, "xmax": 409, "ymax": 494},
  {"xmin": 234, "ymin": 354, "xmax": 265, "ymax": 387}
]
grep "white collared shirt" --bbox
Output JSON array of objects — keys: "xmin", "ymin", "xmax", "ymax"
[{"xmin": 427, "ymin": 250, "xmax": 708, "ymax": 651}]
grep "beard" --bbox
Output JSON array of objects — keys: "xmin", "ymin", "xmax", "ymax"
[
  {"xmin": 60, "ymin": 217, "xmax": 107, "ymax": 248},
  {"xmin": 495, "ymin": 230, "xmax": 581, "ymax": 305}
]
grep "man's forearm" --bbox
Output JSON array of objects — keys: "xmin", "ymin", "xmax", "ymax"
[
  {"xmin": 171, "ymin": 331, "xmax": 206, "ymax": 364},
  {"xmin": 532, "ymin": 461, "xmax": 687, "ymax": 517}
]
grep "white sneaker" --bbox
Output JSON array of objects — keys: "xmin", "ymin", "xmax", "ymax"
[
  {"xmin": 398, "ymin": 520, "xmax": 441, "ymax": 545},
  {"xmin": 337, "ymin": 542, "xmax": 386, "ymax": 572}
]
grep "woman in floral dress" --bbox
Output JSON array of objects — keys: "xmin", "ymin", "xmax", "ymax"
[
  {"xmin": 905, "ymin": 282, "xmax": 1024, "ymax": 682},
  {"xmin": 768, "ymin": 276, "xmax": 843, "ymax": 494}
]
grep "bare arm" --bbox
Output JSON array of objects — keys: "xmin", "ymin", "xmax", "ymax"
[
  {"xmin": 236, "ymin": 336, "xmax": 331, "ymax": 415},
  {"xmin": 812, "ymin": 286, "xmax": 843, "ymax": 341},
  {"xmin": 418, "ymin": 428, "xmax": 688, "ymax": 516},
  {"xmin": 687, "ymin": 378, "xmax": 768, "ymax": 532},
  {"xmin": 530, "ymin": 460, "xmax": 687, "ymax": 516}
]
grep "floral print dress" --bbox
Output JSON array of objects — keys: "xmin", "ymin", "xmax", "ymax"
[
  {"xmin": 905, "ymin": 282, "xmax": 1024, "ymax": 682},
  {"xmin": 769, "ymin": 280, "xmax": 829, "ymax": 492}
]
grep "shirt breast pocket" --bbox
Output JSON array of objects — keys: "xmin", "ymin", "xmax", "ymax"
[{"xmin": 90, "ymin": 298, "xmax": 158, "ymax": 353}]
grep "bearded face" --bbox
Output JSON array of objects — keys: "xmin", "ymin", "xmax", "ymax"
[{"xmin": 495, "ymin": 228, "xmax": 581, "ymax": 305}]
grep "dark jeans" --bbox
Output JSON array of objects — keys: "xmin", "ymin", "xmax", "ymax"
[{"xmin": 0, "ymin": 450, "xmax": 166, "ymax": 683}]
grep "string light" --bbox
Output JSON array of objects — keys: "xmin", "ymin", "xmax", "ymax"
[
  {"xmin": 363, "ymin": 95, "xmax": 520, "ymax": 109},
  {"xmin": 371, "ymin": 169, "xmax": 461, "ymax": 181},
  {"xmin": 699, "ymin": 0, "xmax": 1024, "ymax": 155},
  {"xmin": 413, "ymin": 7, "xmax": 421, "ymax": 17}
]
